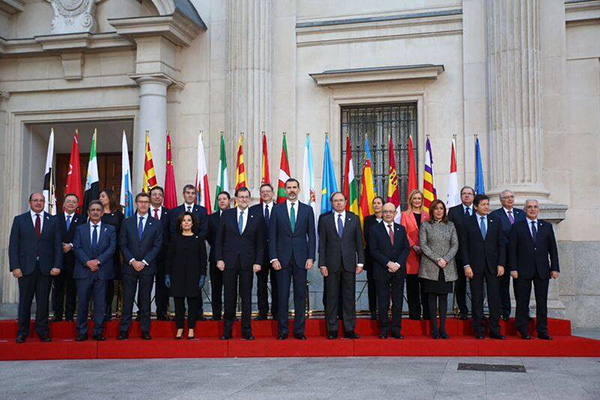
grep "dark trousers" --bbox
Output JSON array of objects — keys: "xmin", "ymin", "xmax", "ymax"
[
  {"xmin": 76, "ymin": 275, "xmax": 107, "ymax": 336},
  {"xmin": 105, "ymin": 279, "xmax": 116, "ymax": 319},
  {"xmin": 120, "ymin": 273, "xmax": 154, "ymax": 334},
  {"xmin": 406, "ymin": 274, "xmax": 429, "ymax": 320},
  {"xmin": 470, "ymin": 271, "xmax": 502, "ymax": 336},
  {"xmin": 375, "ymin": 273, "xmax": 405, "ymax": 336},
  {"xmin": 454, "ymin": 261, "xmax": 469, "ymax": 314},
  {"xmin": 209, "ymin": 262, "xmax": 223, "ymax": 319},
  {"xmin": 174, "ymin": 297, "xmax": 198, "ymax": 330},
  {"xmin": 256, "ymin": 261, "xmax": 278, "ymax": 318},
  {"xmin": 155, "ymin": 264, "xmax": 169, "ymax": 318},
  {"xmin": 366, "ymin": 266, "xmax": 377, "ymax": 316},
  {"xmin": 197, "ymin": 291, "xmax": 205, "ymax": 319},
  {"xmin": 325, "ymin": 269, "xmax": 356, "ymax": 334},
  {"xmin": 499, "ymin": 272, "xmax": 512, "ymax": 317},
  {"xmin": 515, "ymin": 275, "xmax": 549, "ymax": 335},
  {"xmin": 51, "ymin": 266, "xmax": 76, "ymax": 320},
  {"xmin": 17, "ymin": 265, "xmax": 51, "ymax": 337},
  {"xmin": 277, "ymin": 260, "xmax": 307, "ymax": 337},
  {"xmin": 223, "ymin": 261, "xmax": 254, "ymax": 337},
  {"xmin": 428, "ymin": 293, "xmax": 448, "ymax": 336}
]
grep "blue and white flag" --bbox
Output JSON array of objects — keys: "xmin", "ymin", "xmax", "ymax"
[
  {"xmin": 120, "ymin": 131, "xmax": 134, "ymax": 218},
  {"xmin": 475, "ymin": 137, "xmax": 485, "ymax": 195}
]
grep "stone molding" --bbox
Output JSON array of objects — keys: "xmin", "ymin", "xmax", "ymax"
[
  {"xmin": 0, "ymin": 0, "xmax": 24, "ymax": 14},
  {"xmin": 565, "ymin": 0, "xmax": 600, "ymax": 24},
  {"xmin": 310, "ymin": 65, "xmax": 444, "ymax": 86},
  {"xmin": 46, "ymin": 0, "xmax": 104, "ymax": 35},
  {"xmin": 0, "ymin": 32, "xmax": 134, "ymax": 56}
]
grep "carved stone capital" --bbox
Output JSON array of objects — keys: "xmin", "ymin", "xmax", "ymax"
[{"xmin": 46, "ymin": 0, "xmax": 103, "ymax": 34}]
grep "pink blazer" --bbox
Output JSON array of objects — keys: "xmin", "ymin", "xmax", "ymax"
[{"xmin": 400, "ymin": 210, "xmax": 430, "ymax": 275}]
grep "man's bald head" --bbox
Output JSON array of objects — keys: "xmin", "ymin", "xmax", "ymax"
[{"xmin": 382, "ymin": 202, "xmax": 397, "ymax": 223}]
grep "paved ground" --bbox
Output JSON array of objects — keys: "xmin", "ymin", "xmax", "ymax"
[{"xmin": 1, "ymin": 356, "xmax": 599, "ymax": 399}]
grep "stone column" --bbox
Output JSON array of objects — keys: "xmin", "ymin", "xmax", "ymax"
[
  {"xmin": 227, "ymin": 0, "xmax": 273, "ymax": 191},
  {"xmin": 133, "ymin": 76, "xmax": 172, "ymax": 191},
  {"xmin": 486, "ymin": 0, "xmax": 550, "ymax": 201}
]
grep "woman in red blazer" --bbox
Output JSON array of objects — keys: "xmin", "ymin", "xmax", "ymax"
[{"xmin": 400, "ymin": 190, "xmax": 430, "ymax": 320}]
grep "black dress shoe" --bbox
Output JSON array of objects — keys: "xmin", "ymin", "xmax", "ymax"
[
  {"xmin": 490, "ymin": 333, "xmax": 506, "ymax": 340},
  {"xmin": 343, "ymin": 331, "xmax": 360, "ymax": 339},
  {"xmin": 391, "ymin": 333, "xmax": 404, "ymax": 339},
  {"xmin": 76, "ymin": 334, "xmax": 87, "ymax": 342},
  {"xmin": 254, "ymin": 315, "xmax": 267, "ymax": 321},
  {"xmin": 15, "ymin": 335, "xmax": 27, "ymax": 344},
  {"xmin": 277, "ymin": 334, "xmax": 287, "ymax": 340},
  {"xmin": 440, "ymin": 332, "xmax": 450, "ymax": 340},
  {"xmin": 187, "ymin": 335, "xmax": 196, "ymax": 340},
  {"xmin": 156, "ymin": 315, "xmax": 170, "ymax": 321},
  {"xmin": 294, "ymin": 334, "xmax": 307, "ymax": 340},
  {"xmin": 52, "ymin": 316, "xmax": 63, "ymax": 322},
  {"xmin": 243, "ymin": 335, "xmax": 255, "ymax": 341},
  {"xmin": 500, "ymin": 315, "xmax": 510, "ymax": 322},
  {"xmin": 220, "ymin": 335, "xmax": 232, "ymax": 340},
  {"xmin": 65, "ymin": 317, "xmax": 74, "ymax": 322},
  {"xmin": 117, "ymin": 332, "xmax": 128, "ymax": 340},
  {"xmin": 475, "ymin": 334, "xmax": 485, "ymax": 340},
  {"xmin": 538, "ymin": 333, "xmax": 553, "ymax": 340},
  {"xmin": 327, "ymin": 333, "xmax": 338, "ymax": 340},
  {"xmin": 432, "ymin": 333, "xmax": 439, "ymax": 339},
  {"xmin": 39, "ymin": 335, "xmax": 52, "ymax": 342},
  {"xmin": 211, "ymin": 316, "xmax": 222, "ymax": 321},
  {"xmin": 379, "ymin": 334, "xmax": 388, "ymax": 339},
  {"xmin": 519, "ymin": 331, "xmax": 532, "ymax": 340},
  {"xmin": 141, "ymin": 332, "xmax": 152, "ymax": 340},
  {"xmin": 93, "ymin": 335, "xmax": 106, "ymax": 341},
  {"xmin": 459, "ymin": 312, "xmax": 469, "ymax": 320}
]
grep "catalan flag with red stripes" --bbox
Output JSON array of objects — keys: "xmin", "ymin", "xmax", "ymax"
[
  {"xmin": 234, "ymin": 134, "xmax": 247, "ymax": 191},
  {"xmin": 142, "ymin": 133, "xmax": 158, "ymax": 193},
  {"xmin": 422, "ymin": 137, "xmax": 437, "ymax": 214}
]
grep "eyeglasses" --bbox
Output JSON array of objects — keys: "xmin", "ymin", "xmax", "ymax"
[
  {"xmin": 382, "ymin": 210, "xmax": 395, "ymax": 214},
  {"xmin": 502, "ymin": 195, "xmax": 515, "ymax": 199}
]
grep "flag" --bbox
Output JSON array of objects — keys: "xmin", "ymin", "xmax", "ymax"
[
  {"xmin": 43, "ymin": 129, "xmax": 56, "ymax": 215},
  {"xmin": 342, "ymin": 135, "xmax": 359, "ymax": 214},
  {"xmin": 320, "ymin": 135, "xmax": 338, "ymax": 214},
  {"xmin": 119, "ymin": 132, "xmax": 134, "ymax": 218},
  {"xmin": 387, "ymin": 135, "xmax": 400, "ymax": 208},
  {"xmin": 82, "ymin": 129, "xmax": 99, "ymax": 214},
  {"xmin": 213, "ymin": 134, "xmax": 229, "ymax": 212},
  {"xmin": 422, "ymin": 137, "xmax": 437, "ymax": 214},
  {"xmin": 142, "ymin": 133, "xmax": 158, "ymax": 193},
  {"xmin": 196, "ymin": 132, "xmax": 212, "ymax": 214},
  {"xmin": 261, "ymin": 132, "xmax": 270, "ymax": 185},
  {"xmin": 163, "ymin": 132, "xmax": 178, "ymax": 209},
  {"xmin": 475, "ymin": 137, "xmax": 485, "ymax": 194},
  {"xmin": 446, "ymin": 137, "xmax": 460, "ymax": 207},
  {"xmin": 302, "ymin": 135, "xmax": 317, "ymax": 227},
  {"xmin": 359, "ymin": 138, "xmax": 376, "ymax": 227},
  {"xmin": 407, "ymin": 134, "xmax": 418, "ymax": 201},
  {"xmin": 234, "ymin": 134, "xmax": 247, "ymax": 191},
  {"xmin": 276, "ymin": 133, "xmax": 290, "ymax": 204},
  {"xmin": 64, "ymin": 130, "xmax": 83, "ymax": 211}
]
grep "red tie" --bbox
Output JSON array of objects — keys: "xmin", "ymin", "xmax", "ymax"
[
  {"xmin": 388, "ymin": 224, "xmax": 394, "ymax": 245},
  {"xmin": 154, "ymin": 208, "xmax": 159, "ymax": 220},
  {"xmin": 35, "ymin": 214, "xmax": 41, "ymax": 239}
]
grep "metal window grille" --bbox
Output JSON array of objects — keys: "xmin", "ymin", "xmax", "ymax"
[{"xmin": 341, "ymin": 104, "xmax": 418, "ymax": 211}]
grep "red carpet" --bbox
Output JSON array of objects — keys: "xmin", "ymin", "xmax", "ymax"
[{"xmin": 1, "ymin": 318, "xmax": 598, "ymax": 360}]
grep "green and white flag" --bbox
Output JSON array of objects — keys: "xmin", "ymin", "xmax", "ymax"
[
  {"xmin": 82, "ymin": 129, "xmax": 99, "ymax": 213},
  {"xmin": 213, "ymin": 134, "xmax": 229, "ymax": 211}
]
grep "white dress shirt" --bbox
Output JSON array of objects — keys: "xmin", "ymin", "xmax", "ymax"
[
  {"xmin": 286, "ymin": 199, "xmax": 298, "ymax": 220},
  {"xmin": 463, "ymin": 204, "xmax": 473, "ymax": 216},
  {"xmin": 151, "ymin": 206, "xmax": 162, "ymax": 220},
  {"xmin": 30, "ymin": 210, "xmax": 44, "ymax": 232},
  {"xmin": 527, "ymin": 218, "xmax": 539, "ymax": 238},
  {"xmin": 237, "ymin": 207, "xmax": 248, "ymax": 233},
  {"xmin": 334, "ymin": 210, "xmax": 346, "ymax": 229},
  {"xmin": 184, "ymin": 203, "xmax": 195, "ymax": 213},
  {"xmin": 476, "ymin": 213, "xmax": 488, "ymax": 233},
  {"xmin": 89, "ymin": 221, "xmax": 102, "ymax": 242}
]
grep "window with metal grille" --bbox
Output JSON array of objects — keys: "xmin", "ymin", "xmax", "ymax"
[{"xmin": 341, "ymin": 104, "xmax": 417, "ymax": 211}]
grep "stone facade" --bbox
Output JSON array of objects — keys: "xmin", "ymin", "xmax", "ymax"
[{"xmin": 0, "ymin": 0, "xmax": 598, "ymax": 327}]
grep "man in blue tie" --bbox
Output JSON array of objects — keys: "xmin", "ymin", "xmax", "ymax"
[
  {"xmin": 118, "ymin": 192, "xmax": 163, "ymax": 340},
  {"xmin": 72, "ymin": 200, "xmax": 117, "ymax": 341},
  {"xmin": 460, "ymin": 194, "xmax": 506, "ymax": 339},
  {"xmin": 249, "ymin": 183, "xmax": 278, "ymax": 320},
  {"xmin": 509, "ymin": 199, "xmax": 560, "ymax": 340}
]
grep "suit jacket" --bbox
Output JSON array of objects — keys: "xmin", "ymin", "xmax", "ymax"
[
  {"xmin": 509, "ymin": 219, "xmax": 559, "ymax": 280},
  {"xmin": 399, "ymin": 210, "xmax": 430, "ymax": 275},
  {"xmin": 368, "ymin": 222, "xmax": 410, "ymax": 281},
  {"xmin": 57, "ymin": 213, "xmax": 84, "ymax": 272},
  {"xmin": 207, "ymin": 210, "xmax": 223, "ymax": 264},
  {"xmin": 490, "ymin": 207, "xmax": 526, "ymax": 259},
  {"xmin": 119, "ymin": 214, "xmax": 163, "ymax": 275},
  {"xmin": 9, "ymin": 212, "xmax": 63, "ymax": 276},
  {"xmin": 169, "ymin": 203, "xmax": 208, "ymax": 241},
  {"xmin": 447, "ymin": 204, "xmax": 472, "ymax": 264},
  {"xmin": 249, "ymin": 203, "xmax": 272, "ymax": 266},
  {"xmin": 215, "ymin": 208, "xmax": 265, "ymax": 270},
  {"xmin": 460, "ymin": 214, "xmax": 506, "ymax": 275},
  {"xmin": 72, "ymin": 223, "xmax": 117, "ymax": 280},
  {"xmin": 268, "ymin": 201, "xmax": 316, "ymax": 268},
  {"xmin": 362, "ymin": 215, "xmax": 381, "ymax": 271},
  {"xmin": 318, "ymin": 211, "xmax": 364, "ymax": 273}
]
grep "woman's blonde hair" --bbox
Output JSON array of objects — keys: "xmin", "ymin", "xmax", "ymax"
[{"xmin": 407, "ymin": 189, "xmax": 423, "ymax": 211}]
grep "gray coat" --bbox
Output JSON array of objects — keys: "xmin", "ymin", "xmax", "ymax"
[{"xmin": 418, "ymin": 220, "xmax": 459, "ymax": 282}]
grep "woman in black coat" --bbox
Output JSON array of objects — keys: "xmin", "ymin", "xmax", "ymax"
[{"xmin": 165, "ymin": 212, "xmax": 207, "ymax": 339}]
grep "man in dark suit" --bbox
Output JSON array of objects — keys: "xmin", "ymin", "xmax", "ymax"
[
  {"xmin": 362, "ymin": 196, "xmax": 384, "ymax": 320},
  {"xmin": 319, "ymin": 192, "xmax": 364, "ymax": 339},
  {"xmin": 170, "ymin": 184, "xmax": 208, "ymax": 320},
  {"xmin": 249, "ymin": 183, "xmax": 278, "ymax": 320},
  {"xmin": 150, "ymin": 186, "xmax": 171, "ymax": 320},
  {"xmin": 509, "ymin": 199, "xmax": 559, "ymax": 340},
  {"xmin": 368, "ymin": 202, "xmax": 410, "ymax": 339},
  {"xmin": 9, "ymin": 192, "xmax": 63, "ymax": 343},
  {"xmin": 207, "ymin": 191, "xmax": 230, "ymax": 320},
  {"xmin": 269, "ymin": 178, "xmax": 316, "ymax": 340},
  {"xmin": 447, "ymin": 186, "xmax": 475, "ymax": 319},
  {"xmin": 72, "ymin": 200, "xmax": 117, "ymax": 341},
  {"xmin": 51, "ymin": 193, "xmax": 84, "ymax": 322},
  {"xmin": 490, "ymin": 189, "xmax": 526, "ymax": 320},
  {"xmin": 118, "ymin": 192, "xmax": 163, "ymax": 340},
  {"xmin": 215, "ymin": 187, "xmax": 264, "ymax": 340},
  {"xmin": 461, "ymin": 194, "xmax": 506, "ymax": 340}
]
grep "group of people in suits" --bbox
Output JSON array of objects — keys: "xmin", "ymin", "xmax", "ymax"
[{"xmin": 9, "ymin": 179, "xmax": 560, "ymax": 342}]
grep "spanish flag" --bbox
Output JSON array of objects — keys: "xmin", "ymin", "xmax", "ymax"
[
  {"xmin": 235, "ymin": 133, "xmax": 247, "ymax": 191},
  {"xmin": 142, "ymin": 132, "xmax": 158, "ymax": 193},
  {"xmin": 359, "ymin": 137, "xmax": 376, "ymax": 228}
]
